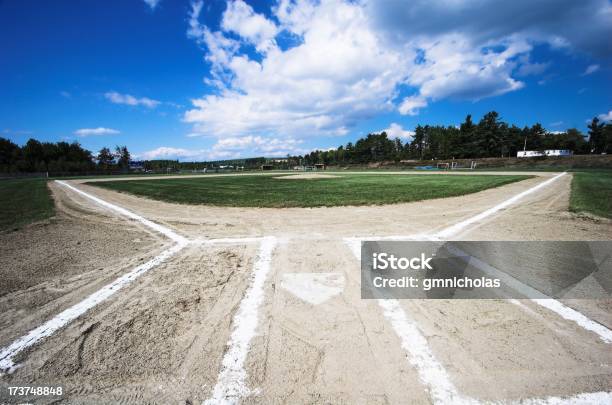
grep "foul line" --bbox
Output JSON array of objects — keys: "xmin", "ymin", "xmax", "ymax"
[
  {"xmin": 204, "ymin": 236, "xmax": 277, "ymax": 404},
  {"xmin": 344, "ymin": 172, "xmax": 612, "ymax": 404},
  {"xmin": 55, "ymin": 180, "xmax": 188, "ymax": 244},
  {"xmin": 434, "ymin": 172, "xmax": 566, "ymax": 239},
  {"xmin": 1, "ymin": 180, "xmax": 276, "ymax": 381},
  {"xmin": 442, "ymin": 244, "xmax": 612, "ymax": 344},
  {"xmin": 347, "ymin": 171, "xmax": 611, "ymax": 343},
  {"xmin": 426, "ymin": 172, "xmax": 612, "ymax": 345},
  {"xmin": 0, "ymin": 181, "xmax": 192, "ymax": 374},
  {"xmin": 0, "ymin": 242, "xmax": 186, "ymax": 374}
]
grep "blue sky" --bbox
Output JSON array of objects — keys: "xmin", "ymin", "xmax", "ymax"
[{"xmin": 1, "ymin": 0, "xmax": 610, "ymax": 161}]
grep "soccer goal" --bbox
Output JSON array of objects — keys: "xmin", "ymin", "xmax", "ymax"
[{"xmin": 436, "ymin": 162, "xmax": 450, "ymax": 170}]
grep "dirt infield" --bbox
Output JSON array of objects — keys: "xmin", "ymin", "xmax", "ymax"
[{"xmin": 1, "ymin": 171, "xmax": 611, "ymax": 404}]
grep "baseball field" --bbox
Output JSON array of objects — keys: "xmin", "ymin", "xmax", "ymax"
[{"xmin": 0, "ymin": 170, "xmax": 611, "ymax": 404}]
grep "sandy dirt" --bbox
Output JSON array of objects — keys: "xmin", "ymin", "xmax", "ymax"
[
  {"xmin": 1, "ymin": 171, "xmax": 610, "ymax": 404},
  {"xmin": 2, "ymin": 243, "xmax": 256, "ymax": 404},
  {"xmin": 0, "ymin": 183, "xmax": 165, "ymax": 349}
]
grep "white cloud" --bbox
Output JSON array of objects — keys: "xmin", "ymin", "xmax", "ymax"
[
  {"xmin": 399, "ymin": 96, "xmax": 427, "ymax": 116},
  {"xmin": 366, "ymin": 0, "xmax": 612, "ymax": 57},
  {"xmin": 138, "ymin": 147, "xmax": 203, "ymax": 160},
  {"xmin": 382, "ymin": 123, "xmax": 415, "ymax": 140},
  {"xmin": 143, "ymin": 0, "xmax": 160, "ymax": 10},
  {"xmin": 222, "ymin": 0, "xmax": 278, "ymax": 52},
  {"xmin": 186, "ymin": 0, "xmax": 407, "ymax": 137},
  {"xmin": 405, "ymin": 34, "xmax": 527, "ymax": 102},
  {"xmin": 211, "ymin": 136, "xmax": 306, "ymax": 158},
  {"xmin": 598, "ymin": 110, "xmax": 612, "ymax": 122},
  {"xmin": 105, "ymin": 91, "xmax": 160, "ymax": 108},
  {"xmin": 188, "ymin": 1, "xmax": 205, "ymax": 39},
  {"xmin": 138, "ymin": 136, "xmax": 307, "ymax": 161},
  {"xmin": 60, "ymin": 91, "xmax": 71, "ymax": 99},
  {"xmin": 582, "ymin": 64, "xmax": 600, "ymax": 75},
  {"xmin": 184, "ymin": 0, "xmax": 611, "ymax": 141},
  {"xmin": 74, "ymin": 127, "xmax": 120, "ymax": 137}
]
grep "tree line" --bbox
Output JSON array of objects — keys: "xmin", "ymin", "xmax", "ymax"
[
  {"xmin": 299, "ymin": 112, "xmax": 611, "ymax": 165},
  {"xmin": 1, "ymin": 111, "xmax": 610, "ymax": 173},
  {"xmin": 0, "ymin": 138, "xmax": 131, "ymax": 174}
]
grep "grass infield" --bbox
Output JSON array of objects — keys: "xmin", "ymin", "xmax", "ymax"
[
  {"xmin": 0, "ymin": 178, "xmax": 54, "ymax": 231},
  {"xmin": 570, "ymin": 170, "xmax": 612, "ymax": 219},
  {"xmin": 88, "ymin": 173, "xmax": 531, "ymax": 208}
]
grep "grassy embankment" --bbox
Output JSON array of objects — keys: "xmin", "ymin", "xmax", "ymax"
[
  {"xmin": 0, "ymin": 178, "xmax": 54, "ymax": 231},
  {"xmin": 570, "ymin": 170, "xmax": 612, "ymax": 219}
]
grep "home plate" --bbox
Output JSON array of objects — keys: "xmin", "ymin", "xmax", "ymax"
[{"xmin": 280, "ymin": 273, "xmax": 345, "ymax": 305}]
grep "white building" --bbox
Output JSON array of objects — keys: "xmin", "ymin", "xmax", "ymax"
[
  {"xmin": 517, "ymin": 150, "xmax": 544, "ymax": 158},
  {"xmin": 517, "ymin": 149, "xmax": 573, "ymax": 158},
  {"xmin": 544, "ymin": 149, "xmax": 573, "ymax": 157}
]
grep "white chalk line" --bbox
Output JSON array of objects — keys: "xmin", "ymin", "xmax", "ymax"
[
  {"xmin": 345, "ymin": 238, "xmax": 612, "ymax": 404},
  {"xmin": 434, "ymin": 172, "xmax": 566, "ymax": 239},
  {"xmin": 442, "ymin": 244, "xmax": 612, "ymax": 344},
  {"xmin": 3, "ymin": 175, "xmax": 609, "ymax": 403},
  {"xmin": 0, "ymin": 181, "xmax": 192, "ymax": 374},
  {"xmin": 348, "ymin": 172, "xmax": 611, "ymax": 343},
  {"xmin": 345, "ymin": 238, "xmax": 471, "ymax": 404},
  {"xmin": 344, "ymin": 172, "xmax": 612, "ymax": 404},
  {"xmin": 529, "ymin": 299, "xmax": 612, "ymax": 344},
  {"xmin": 55, "ymin": 180, "xmax": 188, "ymax": 244},
  {"xmin": 1, "ymin": 181, "xmax": 265, "ymax": 376},
  {"xmin": 425, "ymin": 171, "xmax": 612, "ymax": 345},
  {"xmin": 0, "ymin": 242, "xmax": 187, "ymax": 374},
  {"xmin": 204, "ymin": 236, "xmax": 277, "ymax": 405}
]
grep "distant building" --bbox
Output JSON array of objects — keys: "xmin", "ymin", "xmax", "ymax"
[
  {"xmin": 261, "ymin": 164, "xmax": 273, "ymax": 170},
  {"xmin": 517, "ymin": 151, "xmax": 544, "ymax": 158},
  {"xmin": 517, "ymin": 149, "xmax": 572, "ymax": 158},
  {"xmin": 544, "ymin": 149, "xmax": 573, "ymax": 157},
  {"xmin": 314, "ymin": 163, "xmax": 326, "ymax": 170}
]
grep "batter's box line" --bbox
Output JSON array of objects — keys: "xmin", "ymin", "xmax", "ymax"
[
  {"xmin": 344, "ymin": 238, "xmax": 611, "ymax": 405},
  {"xmin": 343, "ymin": 172, "xmax": 611, "ymax": 404},
  {"xmin": 0, "ymin": 181, "xmax": 266, "ymax": 375}
]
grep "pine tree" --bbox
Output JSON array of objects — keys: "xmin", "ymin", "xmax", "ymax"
[{"xmin": 588, "ymin": 117, "xmax": 605, "ymax": 153}]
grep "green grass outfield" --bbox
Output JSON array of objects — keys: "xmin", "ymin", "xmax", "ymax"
[
  {"xmin": 570, "ymin": 170, "xmax": 612, "ymax": 219},
  {"xmin": 88, "ymin": 173, "xmax": 531, "ymax": 208},
  {"xmin": 0, "ymin": 178, "xmax": 54, "ymax": 231}
]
